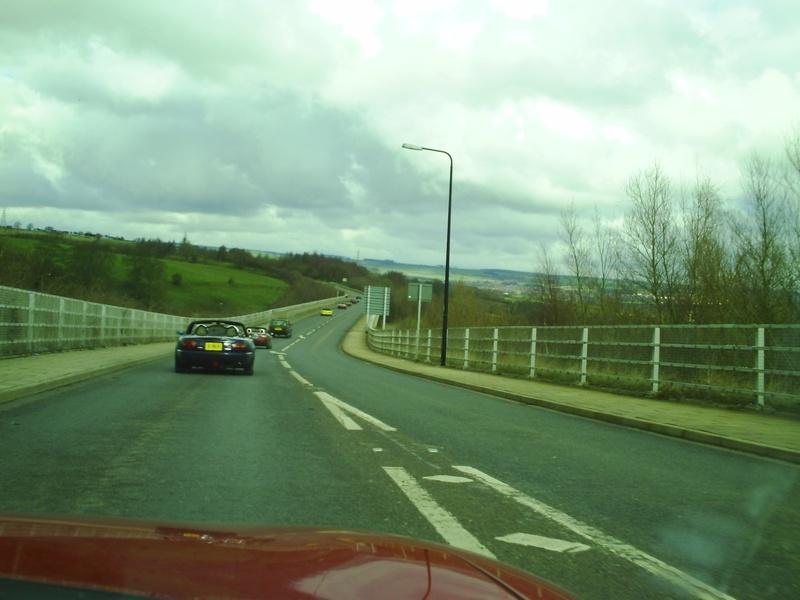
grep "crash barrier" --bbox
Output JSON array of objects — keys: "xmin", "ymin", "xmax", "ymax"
[
  {"xmin": 0, "ymin": 284, "xmax": 339, "ymax": 358},
  {"xmin": 366, "ymin": 323, "xmax": 800, "ymax": 409}
]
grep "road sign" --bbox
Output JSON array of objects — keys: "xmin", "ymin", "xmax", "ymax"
[
  {"xmin": 364, "ymin": 286, "xmax": 390, "ymax": 329},
  {"xmin": 408, "ymin": 283, "xmax": 432, "ymax": 302}
]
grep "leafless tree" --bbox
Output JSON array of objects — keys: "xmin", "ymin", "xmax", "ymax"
[
  {"xmin": 782, "ymin": 128, "xmax": 800, "ymax": 305},
  {"xmin": 679, "ymin": 175, "xmax": 731, "ymax": 323},
  {"xmin": 591, "ymin": 207, "xmax": 625, "ymax": 323},
  {"xmin": 730, "ymin": 151, "xmax": 794, "ymax": 323},
  {"xmin": 559, "ymin": 201, "xmax": 593, "ymax": 323},
  {"xmin": 533, "ymin": 242, "xmax": 567, "ymax": 325},
  {"xmin": 621, "ymin": 162, "xmax": 681, "ymax": 323}
]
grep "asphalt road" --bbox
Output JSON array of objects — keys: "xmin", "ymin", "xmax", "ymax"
[{"xmin": 1, "ymin": 306, "xmax": 798, "ymax": 599}]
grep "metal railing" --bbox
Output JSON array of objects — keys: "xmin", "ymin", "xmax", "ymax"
[
  {"xmin": 367, "ymin": 323, "xmax": 800, "ymax": 409},
  {"xmin": 0, "ymin": 285, "xmax": 338, "ymax": 357}
]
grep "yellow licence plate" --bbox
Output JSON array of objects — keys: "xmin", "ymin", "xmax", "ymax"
[{"xmin": 205, "ymin": 342, "xmax": 223, "ymax": 351}]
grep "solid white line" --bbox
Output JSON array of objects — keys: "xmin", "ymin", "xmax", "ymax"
[
  {"xmin": 383, "ymin": 467, "xmax": 495, "ymax": 558},
  {"xmin": 454, "ymin": 466, "xmax": 737, "ymax": 600},
  {"xmin": 318, "ymin": 392, "xmax": 397, "ymax": 432},
  {"xmin": 496, "ymin": 533, "xmax": 590, "ymax": 553},
  {"xmin": 279, "ymin": 359, "xmax": 291, "ymax": 369},
  {"xmin": 314, "ymin": 392, "xmax": 362, "ymax": 430}
]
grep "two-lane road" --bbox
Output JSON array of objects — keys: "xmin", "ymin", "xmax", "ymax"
[{"xmin": 1, "ymin": 306, "xmax": 797, "ymax": 599}]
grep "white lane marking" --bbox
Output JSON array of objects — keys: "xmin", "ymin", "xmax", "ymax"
[
  {"xmin": 454, "ymin": 466, "xmax": 737, "ymax": 600},
  {"xmin": 383, "ymin": 467, "xmax": 495, "ymax": 559},
  {"xmin": 497, "ymin": 533, "xmax": 590, "ymax": 554},
  {"xmin": 316, "ymin": 392, "xmax": 397, "ymax": 432},
  {"xmin": 424, "ymin": 475, "xmax": 473, "ymax": 484},
  {"xmin": 314, "ymin": 392, "xmax": 362, "ymax": 430},
  {"xmin": 278, "ymin": 358, "xmax": 313, "ymax": 386},
  {"xmin": 290, "ymin": 371, "xmax": 313, "ymax": 386}
]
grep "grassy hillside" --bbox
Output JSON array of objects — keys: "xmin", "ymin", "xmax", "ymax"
[
  {"xmin": 162, "ymin": 258, "xmax": 289, "ymax": 316},
  {"xmin": 0, "ymin": 228, "xmax": 295, "ymax": 316}
]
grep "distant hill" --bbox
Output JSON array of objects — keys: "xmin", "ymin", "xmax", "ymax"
[{"xmin": 358, "ymin": 258, "xmax": 535, "ymax": 295}]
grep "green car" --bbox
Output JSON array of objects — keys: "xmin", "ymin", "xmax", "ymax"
[{"xmin": 268, "ymin": 318, "xmax": 292, "ymax": 338}]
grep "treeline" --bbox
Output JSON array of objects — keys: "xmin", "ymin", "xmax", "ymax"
[
  {"xmin": 0, "ymin": 232, "xmax": 373, "ymax": 312},
  {"xmin": 531, "ymin": 133, "xmax": 800, "ymax": 325}
]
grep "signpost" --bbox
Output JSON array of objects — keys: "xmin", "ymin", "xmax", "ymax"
[
  {"xmin": 364, "ymin": 286, "xmax": 390, "ymax": 330},
  {"xmin": 408, "ymin": 283, "xmax": 432, "ymax": 358}
]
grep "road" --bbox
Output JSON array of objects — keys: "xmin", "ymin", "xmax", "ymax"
[{"xmin": 1, "ymin": 306, "xmax": 798, "ymax": 599}]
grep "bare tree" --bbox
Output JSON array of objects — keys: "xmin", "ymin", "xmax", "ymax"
[
  {"xmin": 679, "ymin": 175, "xmax": 731, "ymax": 323},
  {"xmin": 730, "ymin": 151, "xmax": 793, "ymax": 323},
  {"xmin": 591, "ymin": 207, "xmax": 625, "ymax": 323},
  {"xmin": 782, "ymin": 128, "xmax": 800, "ymax": 309},
  {"xmin": 532, "ymin": 242, "xmax": 567, "ymax": 325},
  {"xmin": 559, "ymin": 201, "xmax": 593, "ymax": 323},
  {"xmin": 621, "ymin": 163, "xmax": 681, "ymax": 323}
]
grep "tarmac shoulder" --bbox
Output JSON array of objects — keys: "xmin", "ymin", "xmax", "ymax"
[{"xmin": 0, "ymin": 343, "xmax": 174, "ymax": 405}]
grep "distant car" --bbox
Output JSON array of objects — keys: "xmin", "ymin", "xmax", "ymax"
[
  {"xmin": 320, "ymin": 308, "xmax": 333, "ymax": 316},
  {"xmin": 337, "ymin": 303, "xmax": 348, "ymax": 310},
  {"xmin": 247, "ymin": 327, "xmax": 272, "ymax": 349},
  {"xmin": 268, "ymin": 318, "xmax": 292, "ymax": 338},
  {"xmin": 175, "ymin": 320, "xmax": 255, "ymax": 375}
]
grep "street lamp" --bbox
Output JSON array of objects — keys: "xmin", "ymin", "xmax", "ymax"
[{"xmin": 402, "ymin": 143, "xmax": 453, "ymax": 367}]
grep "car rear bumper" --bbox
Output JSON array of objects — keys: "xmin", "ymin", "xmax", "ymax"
[{"xmin": 175, "ymin": 350, "xmax": 254, "ymax": 370}]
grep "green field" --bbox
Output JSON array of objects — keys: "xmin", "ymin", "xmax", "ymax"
[
  {"xmin": 0, "ymin": 228, "xmax": 292, "ymax": 316},
  {"xmin": 162, "ymin": 259, "xmax": 289, "ymax": 316}
]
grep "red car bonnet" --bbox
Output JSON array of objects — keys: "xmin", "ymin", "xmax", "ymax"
[{"xmin": 0, "ymin": 514, "xmax": 577, "ymax": 599}]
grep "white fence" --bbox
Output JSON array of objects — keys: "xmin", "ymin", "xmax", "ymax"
[
  {"xmin": 367, "ymin": 323, "xmax": 800, "ymax": 409},
  {"xmin": 0, "ymin": 285, "xmax": 338, "ymax": 357}
]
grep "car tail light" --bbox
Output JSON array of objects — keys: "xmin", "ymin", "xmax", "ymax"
[
  {"xmin": 231, "ymin": 341, "xmax": 249, "ymax": 351},
  {"xmin": 180, "ymin": 339, "xmax": 198, "ymax": 349}
]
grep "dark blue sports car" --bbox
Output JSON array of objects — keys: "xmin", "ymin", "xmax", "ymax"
[{"xmin": 175, "ymin": 319, "xmax": 255, "ymax": 375}]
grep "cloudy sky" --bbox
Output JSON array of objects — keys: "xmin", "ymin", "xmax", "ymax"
[{"xmin": 2, "ymin": 1, "xmax": 798, "ymax": 272}]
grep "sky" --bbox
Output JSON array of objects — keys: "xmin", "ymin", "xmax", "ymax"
[{"xmin": 1, "ymin": 0, "xmax": 798, "ymax": 273}]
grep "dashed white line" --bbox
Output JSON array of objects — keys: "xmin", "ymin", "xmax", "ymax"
[
  {"xmin": 290, "ymin": 371, "xmax": 313, "ymax": 386},
  {"xmin": 383, "ymin": 466, "xmax": 495, "ymax": 559},
  {"xmin": 454, "ymin": 466, "xmax": 737, "ymax": 600}
]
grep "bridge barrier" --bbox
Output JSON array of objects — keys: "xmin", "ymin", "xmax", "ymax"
[
  {"xmin": 0, "ymin": 284, "xmax": 338, "ymax": 358},
  {"xmin": 366, "ymin": 323, "xmax": 800, "ymax": 410}
]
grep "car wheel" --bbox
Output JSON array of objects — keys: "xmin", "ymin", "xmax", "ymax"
[
  {"xmin": 243, "ymin": 363, "xmax": 254, "ymax": 376},
  {"xmin": 175, "ymin": 359, "xmax": 187, "ymax": 373}
]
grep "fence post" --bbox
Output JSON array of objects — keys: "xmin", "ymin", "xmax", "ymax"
[
  {"xmin": 529, "ymin": 327, "xmax": 537, "ymax": 379},
  {"xmin": 58, "ymin": 297, "xmax": 66, "ymax": 349},
  {"xmin": 426, "ymin": 329, "xmax": 432, "ymax": 362},
  {"xmin": 27, "ymin": 293, "xmax": 35, "ymax": 354},
  {"xmin": 82, "ymin": 302, "xmax": 88, "ymax": 347},
  {"xmin": 492, "ymin": 328, "xmax": 499, "ymax": 373},
  {"xmin": 756, "ymin": 327, "xmax": 765, "ymax": 408},
  {"xmin": 463, "ymin": 328, "xmax": 470, "ymax": 369},
  {"xmin": 651, "ymin": 326, "xmax": 661, "ymax": 394},
  {"xmin": 580, "ymin": 327, "xmax": 589, "ymax": 385}
]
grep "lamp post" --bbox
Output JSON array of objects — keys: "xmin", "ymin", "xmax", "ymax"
[{"xmin": 402, "ymin": 143, "xmax": 453, "ymax": 367}]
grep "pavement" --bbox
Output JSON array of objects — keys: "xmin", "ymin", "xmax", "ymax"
[{"xmin": 1, "ymin": 319, "xmax": 798, "ymax": 465}]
